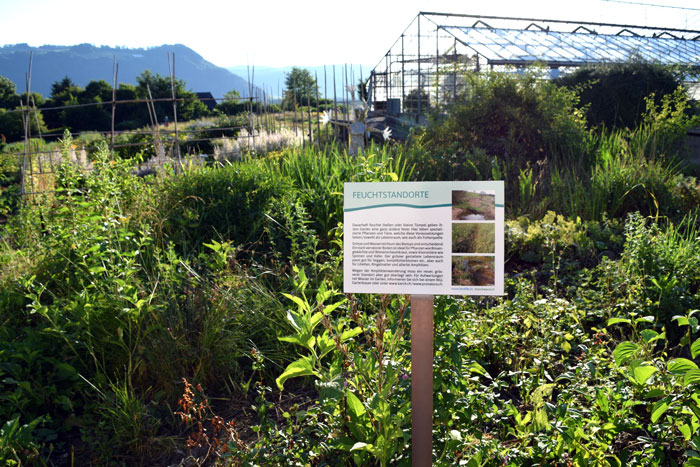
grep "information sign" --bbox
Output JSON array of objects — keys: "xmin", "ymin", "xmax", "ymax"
[{"xmin": 344, "ymin": 181, "xmax": 504, "ymax": 295}]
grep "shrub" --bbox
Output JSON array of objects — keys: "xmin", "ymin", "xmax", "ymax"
[{"xmin": 555, "ymin": 61, "xmax": 687, "ymax": 130}]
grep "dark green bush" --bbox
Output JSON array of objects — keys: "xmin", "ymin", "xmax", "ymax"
[{"xmin": 555, "ymin": 61, "xmax": 687, "ymax": 130}]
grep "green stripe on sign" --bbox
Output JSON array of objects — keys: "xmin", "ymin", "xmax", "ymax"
[
  {"xmin": 344, "ymin": 203, "xmax": 452, "ymax": 212},
  {"xmin": 496, "ymin": 204, "xmax": 504, "ymax": 207}
]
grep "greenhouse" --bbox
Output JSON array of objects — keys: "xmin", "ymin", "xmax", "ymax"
[{"xmin": 367, "ymin": 12, "xmax": 700, "ymax": 123}]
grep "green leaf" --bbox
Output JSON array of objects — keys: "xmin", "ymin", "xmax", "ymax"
[
  {"xmin": 339, "ymin": 327, "xmax": 363, "ymax": 342},
  {"xmin": 631, "ymin": 363, "xmax": 657, "ymax": 386},
  {"xmin": 282, "ymin": 293, "xmax": 310, "ymax": 313},
  {"xmin": 691, "ymin": 338, "xmax": 700, "ymax": 359},
  {"xmin": 684, "ymin": 369, "xmax": 700, "ymax": 386},
  {"xmin": 613, "ymin": 341, "xmax": 639, "ymax": 366},
  {"xmin": 635, "ymin": 315, "xmax": 655, "ymax": 324},
  {"xmin": 350, "ymin": 441, "xmax": 374, "ymax": 452},
  {"xmin": 640, "ymin": 329, "xmax": 659, "ymax": 343},
  {"xmin": 285, "ymin": 309, "xmax": 305, "ymax": 331},
  {"xmin": 650, "ymin": 400, "xmax": 670, "ymax": 423},
  {"xmin": 677, "ymin": 421, "xmax": 692, "ymax": 441},
  {"xmin": 316, "ymin": 333, "xmax": 336, "ymax": 358},
  {"xmin": 465, "ymin": 361, "xmax": 491, "ymax": 379},
  {"xmin": 685, "ymin": 401, "xmax": 700, "ymax": 421},
  {"xmin": 346, "ymin": 390, "xmax": 367, "ymax": 420},
  {"xmin": 607, "ymin": 317, "xmax": 631, "ymax": 326},
  {"xmin": 596, "ymin": 389, "xmax": 609, "ymax": 413},
  {"xmin": 276, "ymin": 357, "xmax": 317, "ymax": 390},
  {"xmin": 667, "ymin": 358, "xmax": 699, "ymax": 375},
  {"xmin": 686, "ymin": 457, "xmax": 700, "ymax": 467},
  {"xmin": 644, "ymin": 388, "xmax": 665, "ymax": 399},
  {"xmin": 672, "ymin": 315, "xmax": 690, "ymax": 326}
]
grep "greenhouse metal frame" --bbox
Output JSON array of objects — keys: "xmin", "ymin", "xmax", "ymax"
[{"xmin": 368, "ymin": 12, "xmax": 700, "ymax": 123}]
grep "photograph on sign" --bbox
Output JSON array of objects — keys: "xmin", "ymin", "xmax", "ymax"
[{"xmin": 344, "ymin": 181, "xmax": 504, "ymax": 295}]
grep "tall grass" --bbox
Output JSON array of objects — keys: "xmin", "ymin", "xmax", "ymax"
[{"xmin": 549, "ymin": 127, "xmax": 683, "ymax": 221}]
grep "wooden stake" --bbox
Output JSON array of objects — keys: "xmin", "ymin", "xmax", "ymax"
[
  {"xmin": 411, "ymin": 294, "xmax": 433, "ymax": 467},
  {"xmin": 111, "ymin": 56, "xmax": 117, "ymax": 160},
  {"xmin": 168, "ymin": 52, "xmax": 182, "ymax": 168}
]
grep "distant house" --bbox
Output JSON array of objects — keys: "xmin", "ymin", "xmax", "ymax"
[{"xmin": 196, "ymin": 92, "xmax": 217, "ymax": 111}]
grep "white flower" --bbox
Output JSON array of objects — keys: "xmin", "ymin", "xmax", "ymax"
[
  {"xmin": 382, "ymin": 127, "xmax": 392, "ymax": 141},
  {"xmin": 320, "ymin": 110, "xmax": 331, "ymax": 126}
]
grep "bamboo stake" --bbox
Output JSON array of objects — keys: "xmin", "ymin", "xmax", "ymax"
[
  {"xmin": 324, "ymin": 65, "xmax": 328, "ymax": 142},
  {"xmin": 333, "ymin": 64, "xmax": 338, "ymax": 122},
  {"xmin": 31, "ymin": 95, "xmax": 43, "ymax": 174},
  {"xmin": 344, "ymin": 63, "xmax": 349, "ymax": 121},
  {"xmin": 111, "ymin": 56, "xmax": 117, "ymax": 159},
  {"xmin": 315, "ymin": 71, "xmax": 321, "ymax": 145},
  {"xmin": 169, "ymin": 52, "xmax": 182, "ymax": 169},
  {"xmin": 306, "ymin": 82, "xmax": 312, "ymax": 144},
  {"xmin": 21, "ymin": 52, "xmax": 33, "ymax": 198}
]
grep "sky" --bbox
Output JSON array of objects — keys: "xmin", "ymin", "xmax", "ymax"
[{"xmin": 1, "ymin": 0, "xmax": 700, "ymax": 69}]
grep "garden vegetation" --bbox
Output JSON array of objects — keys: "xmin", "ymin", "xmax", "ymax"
[{"xmin": 0, "ymin": 63, "xmax": 700, "ymax": 466}]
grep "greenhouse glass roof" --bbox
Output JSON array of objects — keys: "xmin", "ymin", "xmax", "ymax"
[{"xmin": 444, "ymin": 25, "xmax": 700, "ymax": 67}]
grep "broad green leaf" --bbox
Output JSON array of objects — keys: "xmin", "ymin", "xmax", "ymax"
[
  {"xmin": 310, "ymin": 311, "xmax": 325, "ymax": 330},
  {"xmin": 532, "ymin": 407, "xmax": 549, "ymax": 432},
  {"xmin": 276, "ymin": 357, "xmax": 317, "ymax": 390},
  {"xmin": 346, "ymin": 390, "xmax": 367, "ymax": 420},
  {"xmin": 561, "ymin": 340, "xmax": 572, "ymax": 353},
  {"xmin": 672, "ymin": 315, "xmax": 690, "ymax": 326},
  {"xmin": 635, "ymin": 315, "xmax": 655, "ymax": 324},
  {"xmin": 323, "ymin": 300, "xmax": 345, "ymax": 315},
  {"xmin": 317, "ymin": 333, "xmax": 336, "ymax": 358},
  {"xmin": 686, "ymin": 457, "xmax": 700, "ymax": 467},
  {"xmin": 285, "ymin": 309, "xmax": 305, "ymax": 331},
  {"xmin": 613, "ymin": 341, "xmax": 639, "ymax": 366},
  {"xmin": 530, "ymin": 383, "xmax": 555, "ymax": 405},
  {"xmin": 650, "ymin": 400, "xmax": 670, "ymax": 423},
  {"xmin": 685, "ymin": 401, "xmax": 700, "ymax": 421},
  {"xmin": 596, "ymin": 389, "xmax": 609, "ymax": 413},
  {"xmin": 278, "ymin": 335, "xmax": 305, "ymax": 346},
  {"xmin": 339, "ymin": 327, "xmax": 363, "ymax": 342},
  {"xmin": 346, "ymin": 390, "xmax": 369, "ymax": 440},
  {"xmin": 607, "ymin": 317, "xmax": 631, "ymax": 326},
  {"xmin": 465, "ymin": 361, "xmax": 491, "ymax": 379},
  {"xmin": 282, "ymin": 293, "xmax": 309, "ymax": 313},
  {"xmin": 640, "ymin": 329, "xmax": 659, "ymax": 343},
  {"xmin": 691, "ymin": 338, "xmax": 700, "ymax": 359},
  {"xmin": 631, "ymin": 363, "xmax": 657, "ymax": 386},
  {"xmin": 644, "ymin": 388, "xmax": 665, "ymax": 399},
  {"xmin": 685, "ymin": 369, "xmax": 700, "ymax": 386},
  {"xmin": 677, "ymin": 421, "xmax": 692, "ymax": 441},
  {"xmin": 350, "ymin": 441, "xmax": 374, "ymax": 453},
  {"xmin": 668, "ymin": 358, "xmax": 699, "ymax": 374}
]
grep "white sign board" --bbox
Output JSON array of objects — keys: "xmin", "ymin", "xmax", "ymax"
[{"xmin": 344, "ymin": 181, "xmax": 504, "ymax": 295}]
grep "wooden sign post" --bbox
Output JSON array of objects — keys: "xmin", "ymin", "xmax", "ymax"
[
  {"xmin": 343, "ymin": 181, "xmax": 504, "ymax": 466},
  {"xmin": 411, "ymin": 294, "xmax": 434, "ymax": 466}
]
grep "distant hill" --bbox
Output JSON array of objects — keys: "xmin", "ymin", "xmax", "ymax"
[
  {"xmin": 0, "ymin": 43, "xmax": 249, "ymax": 99},
  {"xmin": 227, "ymin": 64, "xmax": 373, "ymax": 100}
]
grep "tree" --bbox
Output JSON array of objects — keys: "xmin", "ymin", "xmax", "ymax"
[
  {"xmin": 215, "ymin": 89, "xmax": 248, "ymax": 115},
  {"xmin": 0, "ymin": 75, "xmax": 19, "ymax": 109},
  {"xmin": 0, "ymin": 107, "xmax": 47, "ymax": 142},
  {"xmin": 136, "ymin": 70, "xmax": 209, "ymax": 122},
  {"xmin": 50, "ymin": 76, "xmax": 82, "ymax": 107},
  {"xmin": 283, "ymin": 67, "xmax": 318, "ymax": 110}
]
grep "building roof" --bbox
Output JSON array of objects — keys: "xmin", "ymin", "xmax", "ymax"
[{"xmin": 421, "ymin": 13, "xmax": 700, "ymax": 68}]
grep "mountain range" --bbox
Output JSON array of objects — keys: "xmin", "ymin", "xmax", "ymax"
[{"xmin": 0, "ymin": 43, "xmax": 250, "ymax": 99}]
